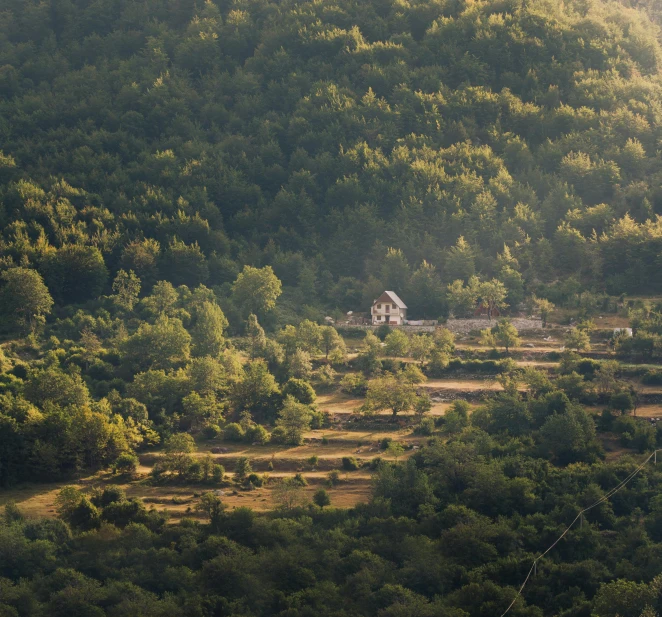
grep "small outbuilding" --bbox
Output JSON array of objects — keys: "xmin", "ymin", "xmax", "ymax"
[{"xmin": 371, "ymin": 291, "xmax": 407, "ymax": 325}]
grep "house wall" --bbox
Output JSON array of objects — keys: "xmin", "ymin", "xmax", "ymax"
[{"xmin": 371, "ymin": 301, "xmax": 406, "ymax": 325}]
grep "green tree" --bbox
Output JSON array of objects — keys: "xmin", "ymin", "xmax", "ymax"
[
  {"xmin": 112, "ymin": 269, "xmax": 141, "ymax": 312},
  {"xmin": 532, "ymin": 295, "xmax": 555, "ymax": 327},
  {"xmin": 492, "ymin": 320, "xmax": 520, "ymax": 353},
  {"xmin": 320, "ymin": 326, "xmax": 346, "ymax": 361},
  {"xmin": 384, "ymin": 330, "xmax": 409, "ymax": 357},
  {"xmin": 445, "ymin": 236, "xmax": 476, "ymax": 282},
  {"xmin": 478, "ymin": 279, "xmax": 508, "ymax": 320},
  {"xmin": 409, "ymin": 261, "xmax": 446, "ymax": 319},
  {"xmin": 363, "ymin": 373, "xmax": 417, "ymax": 416},
  {"xmin": 164, "ymin": 433, "xmax": 196, "ymax": 478},
  {"xmin": 276, "ymin": 395, "xmax": 313, "ymax": 445},
  {"xmin": 272, "ymin": 477, "xmax": 308, "ymax": 509},
  {"xmin": 380, "ymin": 247, "xmax": 410, "ymax": 291},
  {"xmin": 124, "ymin": 315, "xmax": 191, "ymax": 369},
  {"xmin": 191, "ymin": 301, "xmax": 228, "ymax": 357},
  {"xmin": 409, "ymin": 334, "xmax": 434, "ymax": 364},
  {"xmin": 41, "ymin": 245, "xmax": 108, "ymax": 304},
  {"xmin": 195, "ymin": 492, "xmax": 226, "ymax": 530},
  {"xmin": 234, "ymin": 456, "xmax": 252, "ymax": 481},
  {"xmin": 232, "ymin": 265, "xmax": 282, "ymax": 317},
  {"xmin": 282, "ymin": 378, "xmax": 316, "ymax": 404},
  {"xmin": 0, "ymin": 267, "xmax": 53, "ymax": 331},
  {"xmin": 447, "ymin": 276, "xmax": 481, "ymax": 318},
  {"xmin": 313, "ymin": 488, "xmax": 331, "ymax": 508},
  {"xmin": 231, "ymin": 360, "xmax": 280, "ymax": 420},
  {"xmin": 564, "ymin": 328, "xmax": 591, "ymax": 352},
  {"xmin": 610, "ymin": 391, "xmax": 634, "ymax": 415},
  {"xmin": 142, "ymin": 280, "xmax": 179, "ymax": 316}
]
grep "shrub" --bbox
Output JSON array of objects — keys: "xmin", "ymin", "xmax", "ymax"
[
  {"xmin": 246, "ymin": 424, "xmax": 270, "ymax": 444},
  {"xmin": 113, "ymin": 452, "xmax": 138, "ymax": 476},
  {"xmin": 380, "ymin": 437, "xmax": 393, "ymax": 450},
  {"xmin": 212, "ymin": 464, "xmax": 225, "ymax": 483},
  {"xmin": 282, "ymin": 378, "xmax": 316, "ymax": 404},
  {"xmin": 269, "ymin": 426, "xmax": 288, "ymax": 444},
  {"xmin": 202, "ymin": 424, "xmax": 222, "ymax": 440},
  {"xmin": 416, "ymin": 417, "xmax": 435, "ymax": 435},
  {"xmin": 247, "ymin": 473, "xmax": 264, "ymax": 487},
  {"xmin": 643, "ymin": 370, "xmax": 662, "ymax": 385},
  {"xmin": 223, "ymin": 422, "xmax": 245, "ymax": 442},
  {"xmin": 381, "ymin": 358, "xmax": 404, "ymax": 373},
  {"xmin": 369, "ymin": 457, "xmax": 383, "ymax": 470},
  {"xmin": 340, "ymin": 373, "xmax": 368, "ymax": 396},
  {"xmin": 310, "ymin": 409, "xmax": 329, "ymax": 430},
  {"xmin": 327, "ymin": 470, "xmax": 341, "ymax": 486},
  {"xmin": 292, "ymin": 473, "xmax": 308, "ymax": 486},
  {"xmin": 93, "ymin": 487, "xmax": 126, "ymax": 507},
  {"xmin": 342, "ymin": 457, "xmax": 359, "ymax": 471},
  {"xmin": 374, "ymin": 324, "xmax": 391, "ymax": 340},
  {"xmin": 313, "ymin": 488, "xmax": 330, "ymax": 508}
]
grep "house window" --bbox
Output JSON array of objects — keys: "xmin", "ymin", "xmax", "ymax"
[
  {"xmin": 376, "ymin": 315, "xmax": 381, "ymax": 321},
  {"xmin": 377, "ymin": 304, "xmax": 381, "ymax": 309},
  {"xmin": 392, "ymin": 304, "xmax": 396, "ymax": 309},
  {"xmin": 385, "ymin": 305, "xmax": 390, "ymax": 313}
]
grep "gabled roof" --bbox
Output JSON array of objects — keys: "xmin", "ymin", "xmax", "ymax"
[{"xmin": 373, "ymin": 291, "xmax": 407, "ymax": 309}]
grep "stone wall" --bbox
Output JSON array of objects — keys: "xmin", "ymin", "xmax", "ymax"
[{"xmin": 339, "ymin": 317, "xmax": 544, "ymax": 334}]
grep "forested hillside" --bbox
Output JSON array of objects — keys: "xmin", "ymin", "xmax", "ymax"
[
  {"xmin": 5, "ymin": 1, "xmax": 662, "ymax": 616},
  {"xmin": 2, "ymin": 0, "xmax": 662, "ymax": 322}
]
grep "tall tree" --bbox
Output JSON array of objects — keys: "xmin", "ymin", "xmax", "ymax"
[{"xmin": 0, "ymin": 267, "xmax": 53, "ymax": 331}]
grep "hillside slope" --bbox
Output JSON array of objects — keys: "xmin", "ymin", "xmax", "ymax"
[{"xmin": 1, "ymin": 0, "xmax": 662, "ymax": 318}]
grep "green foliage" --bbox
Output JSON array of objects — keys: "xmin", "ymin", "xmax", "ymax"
[
  {"xmin": 191, "ymin": 301, "xmax": 228, "ymax": 358},
  {"xmin": 275, "ymin": 395, "xmax": 313, "ymax": 445},
  {"xmin": 232, "ymin": 266, "xmax": 282, "ymax": 317},
  {"xmin": 313, "ymin": 488, "xmax": 331, "ymax": 508},
  {"xmin": 282, "ymin": 378, "xmax": 316, "ymax": 405},
  {"xmin": 41, "ymin": 245, "xmax": 108, "ymax": 304},
  {"xmin": 0, "ymin": 268, "xmax": 53, "ymax": 332}
]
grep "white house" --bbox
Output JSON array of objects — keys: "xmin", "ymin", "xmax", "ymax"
[{"xmin": 371, "ymin": 291, "xmax": 407, "ymax": 325}]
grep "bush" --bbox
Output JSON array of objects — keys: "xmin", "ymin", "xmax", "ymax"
[
  {"xmin": 202, "ymin": 424, "xmax": 222, "ymax": 440},
  {"xmin": 282, "ymin": 378, "xmax": 316, "ymax": 404},
  {"xmin": 113, "ymin": 452, "xmax": 138, "ymax": 476},
  {"xmin": 223, "ymin": 422, "xmax": 245, "ymax": 442},
  {"xmin": 292, "ymin": 472, "xmax": 308, "ymax": 486},
  {"xmin": 374, "ymin": 324, "xmax": 391, "ymax": 340},
  {"xmin": 269, "ymin": 426, "xmax": 288, "ymax": 444},
  {"xmin": 93, "ymin": 486, "xmax": 126, "ymax": 507},
  {"xmin": 247, "ymin": 472, "xmax": 264, "ymax": 487},
  {"xmin": 340, "ymin": 373, "xmax": 368, "ymax": 396},
  {"xmin": 327, "ymin": 470, "xmax": 341, "ymax": 486},
  {"xmin": 342, "ymin": 457, "xmax": 359, "ymax": 471},
  {"xmin": 381, "ymin": 359, "xmax": 404, "ymax": 373},
  {"xmin": 310, "ymin": 409, "xmax": 329, "ymax": 430},
  {"xmin": 313, "ymin": 488, "xmax": 330, "ymax": 508},
  {"xmin": 643, "ymin": 370, "xmax": 662, "ymax": 385},
  {"xmin": 416, "ymin": 417, "xmax": 435, "ymax": 435},
  {"xmin": 369, "ymin": 457, "xmax": 383, "ymax": 470},
  {"xmin": 212, "ymin": 464, "xmax": 225, "ymax": 483},
  {"xmin": 246, "ymin": 424, "xmax": 270, "ymax": 444}
]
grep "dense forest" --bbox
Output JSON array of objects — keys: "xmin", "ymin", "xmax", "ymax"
[
  {"xmin": 4, "ymin": 0, "xmax": 662, "ymax": 616},
  {"xmin": 2, "ymin": 0, "xmax": 662, "ymax": 323}
]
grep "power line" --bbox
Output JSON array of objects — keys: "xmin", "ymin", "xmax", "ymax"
[{"xmin": 500, "ymin": 448, "xmax": 661, "ymax": 617}]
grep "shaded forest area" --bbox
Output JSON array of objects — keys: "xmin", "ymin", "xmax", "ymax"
[{"xmin": 2, "ymin": 0, "xmax": 662, "ymax": 325}]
